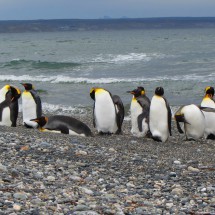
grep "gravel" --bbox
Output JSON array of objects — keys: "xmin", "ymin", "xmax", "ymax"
[{"xmin": 0, "ymin": 112, "xmax": 214, "ymax": 214}]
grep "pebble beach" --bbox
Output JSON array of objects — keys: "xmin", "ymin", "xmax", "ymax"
[{"xmin": 0, "ymin": 112, "xmax": 215, "ymax": 215}]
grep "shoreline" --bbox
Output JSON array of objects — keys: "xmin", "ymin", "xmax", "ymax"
[{"xmin": 0, "ymin": 114, "xmax": 215, "ymax": 214}]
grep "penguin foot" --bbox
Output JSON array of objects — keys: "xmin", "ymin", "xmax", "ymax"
[
  {"xmin": 115, "ymin": 129, "xmax": 123, "ymax": 135},
  {"xmin": 98, "ymin": 131, "xmax": 112, "ymax": 136},
  {"xmin": 152, "ymin": 136, "xmax": 162, "ymax": 142},
  {"xmin": 207, "ymin": 134, "xmax": 215, "ymax": 140},
  {"xmin": 185, "ymin": 137, "xmax": 196, "ymax": 141},
  {"xmin": 145, "ymin": 131, "xmax": 152, "ymax": 138}
]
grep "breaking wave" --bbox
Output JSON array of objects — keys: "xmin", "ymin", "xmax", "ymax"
[{"xmin": 0, "ymin": 73, "xmax": 213, "ymax": 84}]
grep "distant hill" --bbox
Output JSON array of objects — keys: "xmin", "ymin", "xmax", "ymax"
[{"xmin": 0, "ymin": 17, "xmax": 215, "ymax": 33}]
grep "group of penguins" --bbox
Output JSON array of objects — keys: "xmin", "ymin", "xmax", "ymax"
[{"xmin": 0, "ymin": 83, "xmax": 215, "ymax": 142}]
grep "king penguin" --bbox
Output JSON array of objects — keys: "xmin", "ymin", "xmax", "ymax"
[
  {"xmin": 31, "ymin": 115, "xmax": 92, "ymax": 137},
  {"xmin": 21, "ymin": 83, "xmax": 42, "ymax": 128},
  {"xmin": 90, "ymin": 87, "xmax": 124, "ymax": 134},
  {"xmin": 149, "ymin": 87, "xmax": 172, "ymax": 142},
  {"xmin": 175, "ymin": 104, "xmax": 205, "ymax": 140},
  {"xmin": 201, "ymin": 86, "xmax": 215, "ymax": 108},
  {"xmin": 0, "ymin": 85, "xmax": 21, "ymax": 127},
  {"xmin": 128, "ymin": 86, "xmax": 151, "ymax": 137}
]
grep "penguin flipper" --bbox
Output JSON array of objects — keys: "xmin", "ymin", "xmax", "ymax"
[
  {"xmin": 112, "ymin": 95, "xmax": 125, "ymax": 133},
  {"xmin": 10, "ymin": 101, "xmax": 19, "ymax": 127},
  {"xmin": 176, "ymin": 120, "xmax": 184, "ymax": 134},
  {"xmin": 93, "ymin": 103, "xmax": 96, "ymax": 128},
  {"xmin": 137, "ymin": 111, "xmax": 148, "ymax": 132},
  {"xmin": 0, "ymin": 101, "xmax": 8, "ymax": 122},
  {"xmin": 54, "ymin": 125, "xmax": 69, "ymax": 134},
  {"xmin": 200, "ymin": 106, "xmax": 215, "ymax": 112},
  {"xmin": 163, "ymin": 97, "xmax": 172, "ymax": 136}
]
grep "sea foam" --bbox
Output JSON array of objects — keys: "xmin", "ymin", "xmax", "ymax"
[{"xmin": 0, "ymin": 73, "xmax": 212, "ymax": 84}]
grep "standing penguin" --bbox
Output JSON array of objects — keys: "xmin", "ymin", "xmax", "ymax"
[
  {"xmin": 149, "ymin": 87, "xmax": 172, "ymax": 142},
  {"xmin": 128, "ymin": 86, "xmax": 150, "ymax": 137},
  {"xmin": 0, "ymin": 85, "xmax": 21, "ymax": 127},
  {"xmin": 90, "ymin": 87, "xmax": 124, "ymax": 134},
  {"xmin": 31, "ymin": 115, "xmax": 92, "ymax": 136},
  {"xmin": 175, "ymin": 104, "xmax": 205, "ymax": 140},
  {"xmin": 201, "ymin": 86, "xmax": 215, "ymax": 108},
  {"xmin": 21, "ymin": 83, "xmax": 42, "ymax": 128}
]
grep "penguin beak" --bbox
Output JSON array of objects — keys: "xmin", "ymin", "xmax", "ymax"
[
  {"xmin": 30, "ymin": 118, "xmax": 39, "ymax": 123},
  {"xmin": 127, "ymin": 91, "xmax": 135, "ymax": 95}
]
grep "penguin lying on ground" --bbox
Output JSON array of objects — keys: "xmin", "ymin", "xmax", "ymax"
[
  {"xmin": 0, "ymin": 85, "xmax": 21, "ymax": 127},
  {"xmin": 127, "ymin": 86, "xmax": 151, "ymax": 137},
  {"xmin": 90, "ymin": 87, "xmax": 124, "ymax": 134},
  {"xmin": 31, "ymin": 115, "xmax": 92, "ymax": 137},
  {"xmin": 201, "ymin": 86, "xmax": 215, "ymax": 108},
  {"xmin": 149, "ymin": 87, "xmax": 172, "ymax": 142},
  {"xmin": 175, "ymin": 104, "xmax": 205, "ymax": 140},
  {"xmin": 21, "ymin": 83, "xmax": 42, "ymax": 128}
]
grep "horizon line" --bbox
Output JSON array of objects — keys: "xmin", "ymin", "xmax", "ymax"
[{"xmin": 1, "ymin": 16, "xmax": 215, "ymax": 22}]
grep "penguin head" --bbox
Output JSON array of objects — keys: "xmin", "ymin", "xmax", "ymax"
[
  {"xmin": 10, "ymin": 86, "xmax": 21, "ymax": 102},
  {"xmin": 155, "ymin": 87, "xmax": 164, "ymax": 96},
  {"xmin": 1, "ymin": 85, "xmax": 11, "ymax": 97},
  {"xmin": 1, "ymin": 85, "xmax": 21, "ymax": 101},
  {"xmin": 90, "ymin": 87, "xmax": 96, "ymax": 100},
  {"xmin": 205, "ymin": 86, "xmax": 214, "ymax": 98},
  {"xmin": 21, "ymin": 83, "xmax": 34, "ymax": 91},
  {"xmin": 127, "ymin": 86, "xmax": 145, "ymax": 98},
  {"xmin": 30, "ymin": 116, "xmax": 48, "ymax": 128}
]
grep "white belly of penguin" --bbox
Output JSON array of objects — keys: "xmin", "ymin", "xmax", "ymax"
[
  {"xmin": 130, "ymin": 100, "xmax": 148, "ymax": 137},
  {"xmin": 41, "ymin": 128, "xmax": 85, "ymax": 136},
  {"xmin": 201, "ymin": 98, "xmax": 215, "ymax": 108},
  {"xmin": 22, "ymin": 94, "xmax": 38, "ymax": 128},
  {"xmin": 0, "ymin": 107, "xmax": 11, "ymax": 126},
  {"xmin": 182, "ymin": 105, "xmax": 205, "ymax": 139},
  {"xmin": 202, "ymin": 111, "xmax": 215, "ymax": 138},
  {"xmin": 150, "ymin": 97, "xmax": 168, "ymax": 142},
  {"xmin": 95, "ymin": 93, "xmax": 117, "ymax": 133}
]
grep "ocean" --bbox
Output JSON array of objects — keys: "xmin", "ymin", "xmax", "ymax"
[{"xmin": 1, "ymin": 23, "xmax": 215, "ymax": 115}]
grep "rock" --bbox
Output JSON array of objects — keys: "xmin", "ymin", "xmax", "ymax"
[
  {"xmin": 46, "ymin": 176, "xmax": 56, "ymax": 182},
  {"xmin": 109, "ymin": 148, "xmax": 116, "ymax": 153},
  {"xmin": 81, "ymin": 187, "xmax": 94, "ymax": 195},
  {"xmin": 169, "ymin": 172, "xmax": 177, "ymax": 177},
  {"xmin": 13, "ymin": 192, "xmax": 28, "ymax": 200},
  {"xmin": 13, "ymin": 203, "xmax": 22, "ymax": 211},
  {"xmin": 76, "ymin": 150, "xmax": 88, "ymax": 156},
  {"xmin": 73, "ymin": 211, "xmax": 99, "ymax": 215},
  {"xmin": 40, "ymin": 142, "xmax": 51, "ymax": 148},
  {"xmin": 171, "ymin": 187, "xmax": 183, "ymax": 196},
  {"xmin": 188, "ymin": 166, "xmax": 200, "ymax": 173},
  {"xmin": 174, "ymin": 160, "xmax": 181, "ymax": 165},
  {"xmin": 70, "ymin": 175, "xmax": 82, "ymax": 181},
  {"xmin": 0, "ymin": 163, "xmax": 7, "ymax": 172},
  {"xmin": 73, "ymin": 204, "xmax": 90, "ymax": 211},
  {"xmin": 166, "ymin": 202, "xmax": 174, "ymax": 209}
]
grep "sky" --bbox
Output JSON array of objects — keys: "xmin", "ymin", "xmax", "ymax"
[{"xmin": 0, "ymin": 0, "xmax": 215, "ymax": 20}]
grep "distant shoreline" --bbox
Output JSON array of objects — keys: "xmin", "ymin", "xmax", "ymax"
[{"xmin": 0, "ymin": 17, "xmax": 215, "ymax": 33}]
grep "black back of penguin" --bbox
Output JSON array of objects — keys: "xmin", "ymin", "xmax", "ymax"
[
  {"xmin": 112, "ymin": 95, "xmax": 124, "ymax": 134},
  {"xmin": 44, "ymin": 115, "xmax": 92, "ymax": 136}
]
